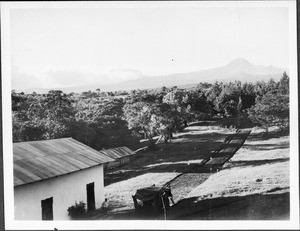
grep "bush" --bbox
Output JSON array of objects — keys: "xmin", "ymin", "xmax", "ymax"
[{"xmin": 67, "ymin": 201, "xmax": 86, "ymax": 218}]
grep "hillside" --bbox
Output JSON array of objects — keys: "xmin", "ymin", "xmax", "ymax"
[
  {"xmin": 20, "ymin": 58, "xmax": 287, "ymax": 93},
  {"xmin": 84, "ymin": 126, "xmax": 290, "ymax": 220},
  {"xmin": 103, "ymin": 58, "xmax": 286, "ymax": 91}
]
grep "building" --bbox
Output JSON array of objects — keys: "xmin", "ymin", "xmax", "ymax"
[
  {"xmin": 13, "ymin": 138, "xmax": 114, "ymax": 220},
  {"xmin": 100, "ymin": 147, "xmax": 137, "ymax": 170}
]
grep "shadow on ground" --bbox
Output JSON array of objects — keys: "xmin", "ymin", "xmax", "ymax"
[
  {"xmin": 104, "ymin": 129, "xmax": 289, "ymax": 186},
  {"xmin": 97, "ymin": 126, "xmax": 290, "ymax": 221},
  {"xmin": 242, "ymin": 143, "xmax": 289, "ymax": 151},
  {"xmin": 224, "ymin": 157, "xmax": 290, "ymax": 169},
  {"xmin": 247, "ymin": 129, "xmax": 289, "ymax": 141},
  {"xmin": 87, "ymin": 191, "xmax": 289, "ymax": 220},
  {"xmin": 104, "ymin": 133, "xmax": 227, "ymax": 186},
  {"xmin": 168, "ymin": 191, "xmax": 290, "ymax": 220}
]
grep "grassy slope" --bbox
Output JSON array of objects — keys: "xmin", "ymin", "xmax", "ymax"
[
  {"xmin": 100, "ymin": 126, "xmax": 289, "ymax": 219},
  {"xmin": 187, "ymin": 137, "xmax": 289, "ymax": 199}
]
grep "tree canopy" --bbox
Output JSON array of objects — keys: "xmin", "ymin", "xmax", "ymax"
[{"xmin": 12, "ymin": 72, "xmax": 289, "ymax": 149}]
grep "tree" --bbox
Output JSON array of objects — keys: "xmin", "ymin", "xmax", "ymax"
[
  {"xmin": 41, "ymin": 90, "xmax": 76, "ymax": 139},
  {"xmin": 124, "ymin": 87, "xmax": 217, "ymax": 147},
  {"xmin": 160, "ymin": 89, "xmax": 192, "ymax": 139},
  {"xmin": 72, "ymin": 95, "xmax": 138, "ymax": 150},
  {"xmin": 184, "ymin": 89, "xmax": 213, "ymax": 120},
  {"xmin": 248, "ymin": 73, "xmax": 290, "ymax": 132},
  {"xmin": 213, "ymin": 81, "xmax": 242, "ymax": 117},
  {"xmin": 253, "ymin": 80, "xmax": 268, "ymax": 96},
  {"xmin": 278, "ymin": 72, "xmax": 289, "ymax": 95},
  {"xmin": 205, "ymin": 81, "xmax": 223, "ymax": 104},
  {"xmin": 11, "ymin": 89, "xmax": 139, "ymax": 149},
  {"xmin": 12, "ymin": 92, "xmax": 47, "ymax": 142},
  {"xmin": 240, "ymin": 82, "xmax": 256, "ymax": 110},
  {"xmin": 265, "ymin": 78, "xmax": 278, "ymax": 93},
  {"xmin": 124, "ymin": 101, "xmax": 158, "ymax": 149},
  {"xmin": 248, "ymin": 91, "xmax": 289, "ymax": 132},
  {"xmin": 11, "ymin": 90, "xmax": 76, "ymax": 141}
]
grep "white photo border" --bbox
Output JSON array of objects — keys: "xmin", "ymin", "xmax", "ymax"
[{"xmin": 1, "ymin": 1, "xmax": 298, "ymax": 230}]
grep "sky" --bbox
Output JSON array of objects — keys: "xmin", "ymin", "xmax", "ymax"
[{"xmin": 9, "ymin": 2, "xmax": 290, "ymax": 90}]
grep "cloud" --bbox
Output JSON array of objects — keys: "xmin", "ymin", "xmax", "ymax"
[
  {"xmin": 43, "ymin": 70, "xmax": 106, "ymax": 88},
  {"xmin": 43, "ymin": 69, "xmax": 143, "ymax": 88},
  {"xmin": 11, "ymin": 66, "xmax": 42, "ymax": 91},
  {"xmin": 11, "ymin": 66, "xmax": 144, "ymax": 91},
  {"xmin": 106, "ymin": 69, "xmax": 143, "ymax": 82}
]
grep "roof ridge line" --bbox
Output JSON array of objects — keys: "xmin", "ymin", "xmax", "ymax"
[{"xmin": 13, "ymin": 137, "xmax": 73, "ymax": 144}]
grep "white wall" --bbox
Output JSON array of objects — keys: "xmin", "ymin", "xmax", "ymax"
[{"xmin": 14, "ymin": 165, "xmax": 104, "ymax": 220}]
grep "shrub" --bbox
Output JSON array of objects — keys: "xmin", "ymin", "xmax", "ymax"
[{"xmin": 67, "ymin": 201, "xmax": 86, "ymax": 218}]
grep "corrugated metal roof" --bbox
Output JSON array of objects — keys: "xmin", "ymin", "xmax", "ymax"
[
  {"xmin": 99, "ymin": 146, "xmax": 136, "ymax": 160},
  {"xmin": 13, "ymin": 138, "xmax": 115, "ymax": 187}
]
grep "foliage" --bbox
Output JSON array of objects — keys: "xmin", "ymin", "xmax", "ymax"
[
  {"xmin": 11, "ymin": 72, "xmax": 289, "ymax": 147},
  {"xmin": 248, "ymin": 74, "xmax": 289, "ymax": 132},
  {"xmin": 41, "ymin": 90, "xmax": 76, "ymax": 139},
  {"xmin": 248, "ymin": 92, "xmax": 289, "ymax": 131},
  {"xmin": 11, "ymin": 90, "xmax": 139, "ymax": 150},
  {"xmin": 123, "ymin": 101, "xmax": 159, "ymax": 149},
  {"xmin": 124, "ymin": 87, "xmax": 216, "ymax": 147},
  {"xmin": 11, "ymin": 90, "xmax": 75, "ymax": 141},
  {"xmin": 278, "ymin": 71, "xmax": 289, "ymax": 95},
  {"xmin": 67, "ymin": 201, "xmax": 86, "ymax": 218},
  {"xmin": 181, "ymin": 89, "xmax": 213, "ymax": 120},
  {"xmin": 214, "ymin": 81, "xmax": 242, "ymax": 117},
  {"xmin": 70, "ymin": 95, "xmax": 139, "ymax": 149}
]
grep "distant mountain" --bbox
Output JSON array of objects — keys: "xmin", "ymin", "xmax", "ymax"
[{"xmin": 21, "ymin": 58, "xmax": 287, "ymax": 93}]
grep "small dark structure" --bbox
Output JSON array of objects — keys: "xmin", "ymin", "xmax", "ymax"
[
  {"xmin": 101, "ymin": 147, "xmax": 137, "ymax": 170},
  {"xmin": 132, "ymin": 185, "xmax": 174, "ymax": 219}
]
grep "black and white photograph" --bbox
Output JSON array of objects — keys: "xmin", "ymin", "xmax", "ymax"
[{"xmin": 1, "ymin": 1, "xmax": 299, "ymax": 230}]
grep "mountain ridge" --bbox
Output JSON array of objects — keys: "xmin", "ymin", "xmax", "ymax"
[{"xmin": 17, "ymin": 58, "xmax": 287, "ymax": 93}]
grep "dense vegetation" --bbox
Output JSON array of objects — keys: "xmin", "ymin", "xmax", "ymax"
[{"xmin": 11, "ymin": 72, "xmax": 289, "ymax": 150}]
